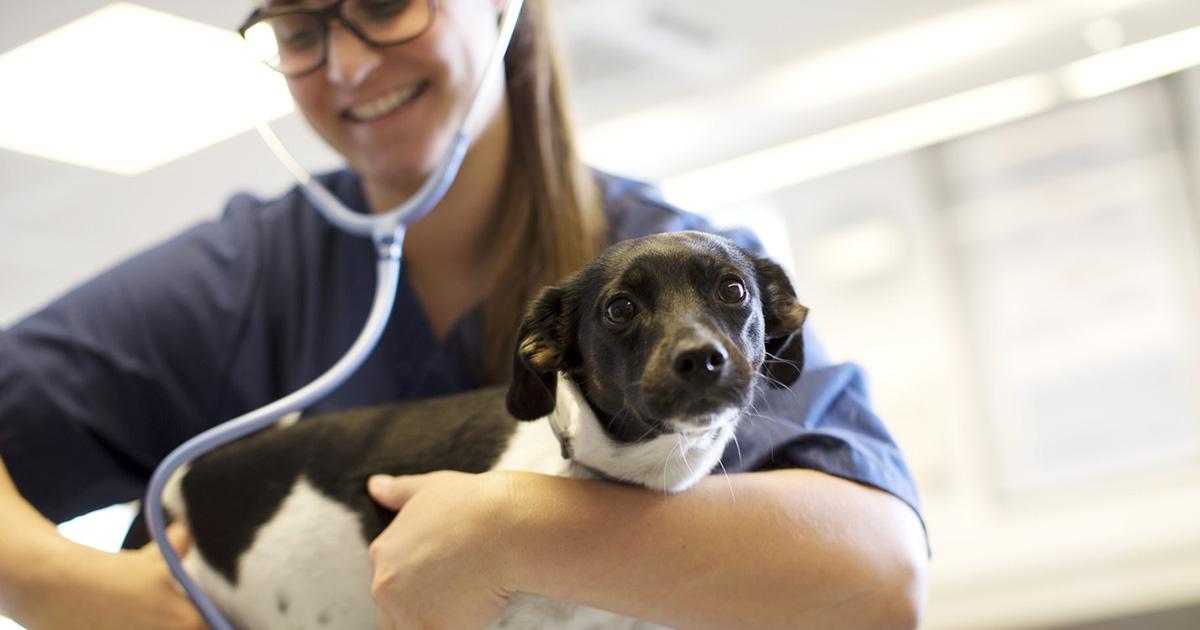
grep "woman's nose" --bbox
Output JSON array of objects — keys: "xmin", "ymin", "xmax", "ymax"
[{"xmin": 325, "ymin": 26, "xmax": 382, "ymax": 86}]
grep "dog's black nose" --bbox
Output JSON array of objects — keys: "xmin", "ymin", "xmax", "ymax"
[{"xmin": 672, "ymin": 342, "xmax": 728, "ymax": 385}]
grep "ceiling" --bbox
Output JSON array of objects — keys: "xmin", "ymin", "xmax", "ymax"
[{"xmin": 0, "ymin": 0, "xmax": 971, "ymax": 119}]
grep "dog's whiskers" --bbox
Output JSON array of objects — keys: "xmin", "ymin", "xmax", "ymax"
[
  {"xmin": 757, "ymin": 371, "xmax": 793, "ymax": 391},
  {"xmin": 661, "ymin": 442, "xmax": 672, "ymax": 493},
  {"xmin": 746, "ymin": 381, "xmax": 771, "ymax": 422},
  {"xmin": 612, "ymin": 401, "xmax": 661, "ymax": 445},
  {"xmin": 754, "ymin": 370, "xmax": 808, "ymax": 412},
  {"xmin": 737, "ymin": 405, "xmax": 781, "ymax": 457},
  {"xmin": 762, "ymin": 350, "xmax": 801, "ymax": 375},
  {"xmin": 611, "ymin": 403, "xmax": 635, "ymax": 436},
  {"xmin": 743, "ymin": 409, "xmax": 790, "ymax": 430},
  {"xmin": 676, "ymin": 433, "xmax": 695, "ymax": 475},
  {"xmin": 716, "ymin": 459, "xmax": 736, "ymax": 501},
  {"xmin": 665, "ymin": 435, "xmax": 682, "ymax": 488},
  {"xmin": 630, "ymin": 421, "xmax": 660, "ymax": 444}
]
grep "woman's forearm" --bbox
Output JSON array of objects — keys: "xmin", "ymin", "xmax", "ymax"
[
  {"xmin": 0, "ymin": 455, "xmax": 207, "ymax": 630},
  {"xmin": 0, "ymin": 455, "xmax": 68, "ymax": 619},
  {"xmin": 504, "ymin": 469, "xmax": 927, "ymax": 630}
]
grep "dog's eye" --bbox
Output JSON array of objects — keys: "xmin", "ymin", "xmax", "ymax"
[
  {"xmin": 717, "ymin": 277, "xmax": 747, "ymax": 304},
  {"xmin": 605, "ymin": 297, "xmax": 638, "ymax": 324}
]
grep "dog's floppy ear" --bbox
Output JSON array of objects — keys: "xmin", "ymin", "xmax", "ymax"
[
  {"xmin": 755, "ymin": 257, "xmax": 809, "ymax": 388},
  {"xmin": 507, "ymin": 285, "xmax": 571, "ymax": 420}
]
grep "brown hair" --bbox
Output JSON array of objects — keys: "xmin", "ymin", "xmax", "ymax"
[{"xmin": 478, "ymin": 0, "xmax": 608, "ymax": 384}]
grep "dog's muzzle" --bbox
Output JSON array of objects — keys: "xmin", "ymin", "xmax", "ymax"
[{"xmin": 641, "ymin": 328, "xmax": 752, "ymax": 422}]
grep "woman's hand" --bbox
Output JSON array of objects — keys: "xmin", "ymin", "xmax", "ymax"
[
  {"xmin": 366, "ymin": 471, "xmax": 523, "ymax": 630},
  {"xmin": 9, "ymin": 522, "xmax": 205, "ymax": 630}
]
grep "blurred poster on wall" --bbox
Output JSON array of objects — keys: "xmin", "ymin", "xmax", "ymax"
[
  {"xmin": 769, "ymin": 152, "xmax": 974, "ymax": 503},
  {"xmin": 939, "ymin": 81, "xmax": 1200, "ymax": 498}
]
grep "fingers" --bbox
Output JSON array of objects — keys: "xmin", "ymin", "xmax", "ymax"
[
  {"xmin": 140, "ymin": 521, "xmax": 191, "ymax": 556},
  {"xmin": 368, "ymin": 474, "xmax": 424, "ymax": 510},
  {"xmin": 137, "ymin": 522, "xmax": 192, "ymax": 579},
  {"xmin": 165, "ymin": 522, "xmax": 193, "ymax": 556}
]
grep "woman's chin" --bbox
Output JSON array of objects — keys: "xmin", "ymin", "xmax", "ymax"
[{"xmin": 354, "ymin": 162, "xmax": 438, "ymax": 210}]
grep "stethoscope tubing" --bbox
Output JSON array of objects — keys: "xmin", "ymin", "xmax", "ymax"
[
  {"xmin": 143, "ymin": 1, "xmax": 524, "ymax": 628},
  {"xmin": 144, "ymin": 251, "xmax": 403, "ymax": 630}
]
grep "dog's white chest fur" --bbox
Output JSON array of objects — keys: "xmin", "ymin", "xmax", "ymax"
[
  {"xmin": 177, "ymin": 378, "xmax": 711, "ymax": 630},
  {"xmin": 184, "ymin": 478, "xmax": 378, "ymax": 629}
]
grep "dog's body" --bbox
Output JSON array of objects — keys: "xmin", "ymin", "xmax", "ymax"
[
  {"xmin": 167, "ymin": 231, "xmax": 809, "ymax": 630},
  {"xmin": 169, "ymin": 380, "xmax": 723, "ymax": 630}
]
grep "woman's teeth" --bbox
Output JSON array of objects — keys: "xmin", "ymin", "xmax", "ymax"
[{"xmin": 347, "ymin": 83, "xmax": 424, "ymax": 122}]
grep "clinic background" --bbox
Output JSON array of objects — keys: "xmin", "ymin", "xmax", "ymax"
[{"xmin": 2, "ymin": 0, "xmax": 1200, "ymax": 627}]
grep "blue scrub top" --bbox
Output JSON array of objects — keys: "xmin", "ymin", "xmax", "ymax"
[{"xmin": 0, "ymin": 170, "xmax": 924, "ymax": 538}]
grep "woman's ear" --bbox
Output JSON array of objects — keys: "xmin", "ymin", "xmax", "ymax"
[
  {"xmin": 754, "ymin": 257, "xmax": 809, "ymax": 388},
  {"xmin": 507, "ymin": 286, "xmax": 568, "ymax": 420}
]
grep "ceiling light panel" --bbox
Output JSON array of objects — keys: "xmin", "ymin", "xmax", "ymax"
[{"xmin": 0, "ymin": 2, "xmax": 294, "ymax": 175}]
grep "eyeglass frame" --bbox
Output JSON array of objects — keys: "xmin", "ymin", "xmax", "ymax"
[{"xmin": 237, "ymin": 0, "xmax": 439, "ymax": 78}]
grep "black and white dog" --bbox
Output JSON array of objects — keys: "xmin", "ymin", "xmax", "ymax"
[{"xmin": 166, "ymin": 231, "xmax": 809, "ymax": 629}]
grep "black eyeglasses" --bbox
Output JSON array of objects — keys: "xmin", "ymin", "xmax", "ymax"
[{"xmin": 238, "ymin": 0, "xmax": 437, "ymax": 78}]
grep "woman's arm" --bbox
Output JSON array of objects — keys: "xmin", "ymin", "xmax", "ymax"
[
  {"xmin": 0, "ymin": 454, "xmax": 68, "ymax": 618},
  {"xmin": 368, "ymin": 468, "xmax": 926, "ymax": 630},
  {"xmin": 508, "ymin": 469, "xmax": 926, "ymax": 629},
  {"xmin": 0, "ymin": 455, "xmax": 205, "ymax": 630}
]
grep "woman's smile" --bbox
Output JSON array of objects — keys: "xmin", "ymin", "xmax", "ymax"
[{"xmin": 342, "ymin": 80, "xmax": 430, "ymax": 124}]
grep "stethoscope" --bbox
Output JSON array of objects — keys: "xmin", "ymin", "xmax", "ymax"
[{"xmin": 143, "ymin": 1, "xmax": 524, "ymax": 628}]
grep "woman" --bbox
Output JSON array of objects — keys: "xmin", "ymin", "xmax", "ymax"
[{"xmin": 0, "ymin": 0, "xmax": 928, "ymax": 628}]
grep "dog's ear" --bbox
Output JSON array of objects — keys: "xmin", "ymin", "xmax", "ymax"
[
  {"xmin": 507, "ymin": 285, "xmax": 570, "ymax": 420},
  {"xmin": 755, "ymin": 257, "xmax": 809, "ymax": 388}
]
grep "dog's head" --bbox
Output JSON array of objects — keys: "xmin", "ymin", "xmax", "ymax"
[{"xmin": 506, "ymin": 231, "xmax": 808, "ymax": 448}]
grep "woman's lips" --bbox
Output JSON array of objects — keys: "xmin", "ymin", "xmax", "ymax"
[{"xmin": 343, "ymin": 81, "xmax": 429, "ymax": 123}]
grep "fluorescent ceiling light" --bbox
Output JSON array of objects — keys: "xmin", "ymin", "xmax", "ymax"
[
  {"xmin": 661, "ymin": 75, "xmax": 1057, "ymax": 211},
  {"xmin": 660, "ymin": 23, "xmax": 1200, "ymax": 212},
  {"xmin": 1061, "ymin": 24, "xmax": 1200, "ymax": 100},
  {"xmin": 742, "ymin": 3, "xmax": 1031, "ymax": 112},
  {"xmin": 0, "ymin": 2, "xmax": 294, "ymax": 175},
  {"xmin": 580, "ymin": 0, "xmax": 1102, "ymax": 177}
]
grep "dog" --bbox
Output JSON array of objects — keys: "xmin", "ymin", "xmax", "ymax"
[{"xmin": 165, "ymin": 230, "xmax": 809, "ymax": 629}]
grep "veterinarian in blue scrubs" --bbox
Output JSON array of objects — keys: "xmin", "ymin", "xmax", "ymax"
[{"xmin": 0, "ymin": 1, "xmax": 928, "ymax": 628}]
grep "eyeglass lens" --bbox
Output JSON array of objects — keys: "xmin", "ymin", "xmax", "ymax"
[{"xmin": 243, "ymin": 0, "xmax": 433, "ymax": 76}]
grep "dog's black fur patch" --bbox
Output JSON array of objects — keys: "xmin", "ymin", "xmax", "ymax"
[{"xmin": 183, "ymin": 386, "xmax": 515, "ymax": 583}]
